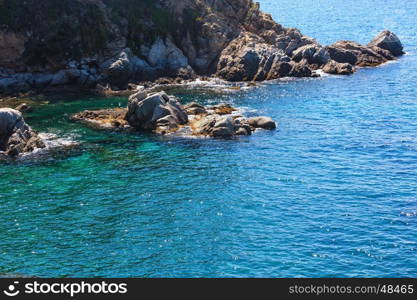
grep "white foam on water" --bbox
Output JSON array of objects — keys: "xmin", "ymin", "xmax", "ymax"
[
  {"xmin": 315, "ymin": 69, "xmax": 330, "ymax": 77},
  {"xmin": 38, "ymin": 133, "xmax": 79, "ymax": 150},
  {"xmin": 17, "ymin": 133, "xmax": 80, "ymax": 160}
]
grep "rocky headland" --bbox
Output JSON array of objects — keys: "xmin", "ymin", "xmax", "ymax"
[
  {"xmin": 0, "ymin": 0, "xmax": 404, "ymax": 95},
  {"xmin": 71, "ymin": 89, "xmax": 277, "ymax": 138}
]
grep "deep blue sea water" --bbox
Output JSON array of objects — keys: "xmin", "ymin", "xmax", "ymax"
[{"xmin": 1, "ymin": 0, "xmax": 417, "ymax": 277}]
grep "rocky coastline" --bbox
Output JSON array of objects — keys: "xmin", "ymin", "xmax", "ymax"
[
  {"xmin": 0, "ymin": 0, "xmax": 406, "ymax": 158},
  {"xmin": 0, "ymin": 0, "xmax": 404, "ymax": 96}
]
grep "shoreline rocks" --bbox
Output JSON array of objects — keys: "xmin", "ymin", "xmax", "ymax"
[
  {"xmin": 0, "ymin": 108, "xmax": 45, "ymax": 157},
  {"xmin": 320, "ymin": 31, "xmax": 403, "ymax": 75},
  {"xmin": 71, "ymin": 90, "xmax": 277, "ymax": 138},
  {"xmin": 0, "ymin": 0, "xmax": 404, "ymax": 96}
]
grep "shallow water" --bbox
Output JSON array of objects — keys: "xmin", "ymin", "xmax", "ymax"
[{"xmin": 1, "ymin": 0, "xmax": 417, "ymax": 277}]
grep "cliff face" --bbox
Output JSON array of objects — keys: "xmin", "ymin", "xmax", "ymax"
[{"xmin": 0, "ymin": 0, "xmax": 404, "ymax": 94}]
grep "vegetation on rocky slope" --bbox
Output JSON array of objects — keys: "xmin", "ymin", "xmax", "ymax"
[
  {"xmin": 0, "ymin": 0, "xmax": 404, "ymax": 95},
  {"xmin": 1, "ymin": 0, "xmax": 110, "ymax": 67}
]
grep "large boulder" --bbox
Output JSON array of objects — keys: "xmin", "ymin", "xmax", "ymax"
[
  {"xmin": 146, "ymin": 37, "xmax": 189, "ymax": 72},
  {"xmin": 369, "ymin": 30, "xmax": 404, "ymax": 56},
  {"xmin": 216, "ymin": 32, "xmax": 296, "ymax": 81},
  {"xmin": 0, "ymin": 108, "xmax": 45, "ymax": 157},
  {"xmin": 125, "ymin": 91, "xmax": 188, "ymax": 131}
]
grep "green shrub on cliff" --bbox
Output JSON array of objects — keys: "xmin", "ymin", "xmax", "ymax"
[
  {"xmin": 0, "ymin": 0, "xmax": 110, "ymax": 66},
  {"xmin": 0, "ymin": 0, "xmax": 202, "ymax": 66}
]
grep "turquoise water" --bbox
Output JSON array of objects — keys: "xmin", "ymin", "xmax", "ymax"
[{"xmin": 1, "ymin": 0, "xmax": 417, "ymax": 277}]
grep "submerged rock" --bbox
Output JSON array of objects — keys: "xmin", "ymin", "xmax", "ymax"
[
  {"xmin": 70, "ymin": 108, "xmax": 129, "ymax": 131},
  {"xmin": 0, "ymin": 108, "xmax": 45, "ymax": 157}
]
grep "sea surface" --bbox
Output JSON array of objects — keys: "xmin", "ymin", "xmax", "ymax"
[{"xmin": 1, "ymin": 0, "xmax": 417, "ymax": 277}]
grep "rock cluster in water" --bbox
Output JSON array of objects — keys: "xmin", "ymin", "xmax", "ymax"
[
  {"xmin": 71, "ymin": 90, "xmax": 277, "ymax": 138},
  {"xmin": 0, "ymin": 0, "xmax": 404, "ymax": 95},
  {"xmin": 218, "ymin": 30, "xmax": 404, "ymax": 80},
  {"xmin": 0, "ymin": 108, "xmax": 45, "ymax": 157}
]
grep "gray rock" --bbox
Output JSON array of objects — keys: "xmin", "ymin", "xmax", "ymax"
[
  {"xmin": 147, "ymin": 37, "xmax": 189, "ymax": 71},
  {"xmin": 0, "ymin": 108, "xmax": 45, "ymax": 157},
  {"xmin": 212, "ymin": 126, "xmax": 234, "ymax": 137},
  {"xmin": 326, "ymin": 41, "xmax": 389, "ymax": 67},
  {"xmin": 191, "ymin": 113, "xmax": 257, "ymax": 137},
  {"xmin": 192, "ymin": 115, "xmax": 235, "ymax": 137},
  {"xmin": 369, "ymin": 46, "xmax": 395, "ymax": 60},
  {"xmin": 125, "ymin": 91, "xmax": 188, "ymax": 131},
  {"xmin": 216, "ymin": 32, "xmax": 296, "ymax": 81},
  {"xmin": 292, "ymin": 44, "xmax": 330, "ymax": 66},
  {"xmin": 369, "ymin": 30, "xmax": 404, "ymax": 56},
  {"xmin": 325, "ymin": 45, "xmax": 358, "ymax": 65},
  {"xmin": 0, "ymin": 76, "xmax": 30, "ymax": 94},
  {"xmin": 234, "ymin": 118, "xmax": 253, "ymax": 136},
  {"xmin": 247, "ymin": 116, "xmax": 277, "ymax": 130},
  {"xmin": 102, "ymin": 48, "xmax": 134, "ymax": 86}
]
